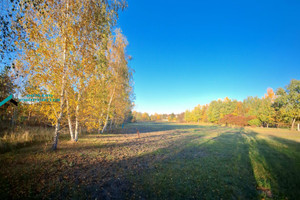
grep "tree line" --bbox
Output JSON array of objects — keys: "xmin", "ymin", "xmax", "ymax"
[
  {"xmin": 0, "ymin": 0, "xmax": 133, "ymax": 150},
  {"xmin": 133, "ymin": 80, "xmax": 300, "ymax": 130}
]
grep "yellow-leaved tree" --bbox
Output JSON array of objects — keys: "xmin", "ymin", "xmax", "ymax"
[{"xmin": 14, "ymin": 0, "xmax": 127, "ymax": 150}]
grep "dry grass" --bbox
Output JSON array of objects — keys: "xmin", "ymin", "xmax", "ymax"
[{"xmin": 0, "ymin": 126, "xmax": 54, "ymax": 153}]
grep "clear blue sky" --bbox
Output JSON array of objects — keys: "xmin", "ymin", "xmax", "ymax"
[{"xmin": 118, "ymin": 0, "xmax": 300, "ymax": 114}]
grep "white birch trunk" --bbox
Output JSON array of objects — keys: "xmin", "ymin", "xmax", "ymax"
[
  {"xmin": 101, "ymin": 86, "xmax": 115, "ymax": 134},
  {"xmin": 291, "ymin": 118, "xmax": 296, "ymax": 131},
  {"xmin": 52, "ymin": 74, "xmax": 65, "ymax": 150},
  {"xmin": 52, "ymin": 0, "xmax": 69, "ymax": 150},
  {"xmin": 98, "ymin": 113, "xmax": 103, "ymax": 134},
  {"xmin": 66, "ymin": 98, "xmax": 74, "ymax": 141},
  {"xmin": 74, "ymin": 92, "xmax": 81, "ymax": 142}
]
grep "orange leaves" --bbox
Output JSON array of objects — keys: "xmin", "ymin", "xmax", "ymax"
[
  {"xmin": 224, "ymin": 97, "xmax": 230, "ymax": 103},
  {"xmin": 264, "ymin": 88, "xmax": 276, "ymax": 102}
]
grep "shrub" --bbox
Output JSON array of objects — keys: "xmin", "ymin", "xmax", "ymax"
[
  {"xmin": 248, "ymin": 118, "xmax": 261, "ymax": 127},
  {"xmin": 219, "ymin": 114, "xmax": 255, "ymax": 127}
]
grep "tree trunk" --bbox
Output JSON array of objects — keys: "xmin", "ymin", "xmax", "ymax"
[
  {"xmin": 291, "ymin": 118, "xmax": 296, "ymax": 131},
  {"xmin": 102, "ymin": 117, "xmax": 109, "ymax": 134},
  {"xmin": 267, "ymin": 123, "xmax": 269, "ymax": 128},
  {"xmin": 52, "ymin": 0, "xmax": 69, "ymax": 150},
  {"xmin": 11, "ymin": 107, "xmax": 15, "ymax": 127},
  {"xmin": 11, "ymin": 106, "xmax": 17, "ymax": 129},
  {"xmin": 74, "ymin": 92, "xmax": 81, "ymax": 142},
  {"xmin": 66, "ymin": 98, "xmax": 74, "ymax": 141},
  {"xmin": 52, "ymin": 90, "xmax": 64, "ymax": 150},
  {"xmin": 98, "ymin": 119, "xmax": 101, "ymax": 134},
  {"xmin": 101, "ymin": 86, "xmax": 115, "ymax": 134},
  {"xmin": 298, "ymin": 123, "xmax": 300, "ymax": 131},
  {"xmin": 27, "ymin": 111, "xmax": 31, "ymax": 121},
  {"xmin": 53, "ymin": 76, "xmax": 66, "ymax": 150},
  {"xmin": 74, "ymin": 117, "xmax": 79, "ymax": 141},
  {"xmin": 109, "ymin": 119, "xmax": 113, "ymax": 132},
  {"xmin": 97, "ymin": 113, "xmax": 103, "ymax": 134}
]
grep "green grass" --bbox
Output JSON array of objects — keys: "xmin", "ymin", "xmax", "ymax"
[{"xmin": 0, "ymin": 122, "xmax": 299, "ymax": 199}]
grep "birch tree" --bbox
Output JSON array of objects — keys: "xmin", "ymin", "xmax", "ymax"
[
  {"xmin": 101, "ymin": 29, "xmax": 133, "ymax": 133},
  {"xmin": 14, "ymin": 0, "xmax": 127, "ymax": 149}
]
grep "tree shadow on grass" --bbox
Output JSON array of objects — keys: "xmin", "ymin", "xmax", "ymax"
[
  {"xmin": 0, "ymin": 130, "xmax": 209, "ymax": 199},
  {"xmin": 130, "ymin": 131, "xmax": 259, "ymax": 200},
  {"xmin": 58, "ymin": 127, "xmax": 232, "ymax": 153},
  {"xmin": 1, "ymin": 127, "xmax": 256, "ymax": 200},
  {"xmin": 244, "ymin": 131, "xmax": 300, "ymax": 199},
  {"xmin": 120, "ymin": 122, "xmax": 219, "ymax": 134},
  {"xmin": 103, "ymin": 129, "xmax": 299, "ymax": 200},
  {"xmin": 3, "ymin": 126, "xmax": 299, "ymax": 200}
]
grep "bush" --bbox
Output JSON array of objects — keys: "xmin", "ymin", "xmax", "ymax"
[
  {"xmin": 219, "ymin": 114, "xmax": 255, "ymax": 127},
  {"xmin": 248, "ymin": 118, "xmax": 261, "ymax": 127}
]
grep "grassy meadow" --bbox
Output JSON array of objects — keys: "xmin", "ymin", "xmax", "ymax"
[{"xmin": 0, "ymin": 122, "xmax": 299, "ymax": 199}]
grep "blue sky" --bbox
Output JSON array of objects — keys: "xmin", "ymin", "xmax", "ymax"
[{"xmin": 118, "ymin": 0, "xmax": 300, "ymax": 114}]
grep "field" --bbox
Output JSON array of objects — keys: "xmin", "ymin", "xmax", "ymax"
[{"xmin": 0, "ymin": 122, "xmax": 300, "ymax": 199}]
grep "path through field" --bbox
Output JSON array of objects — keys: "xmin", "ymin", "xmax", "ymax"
[{"xmin": 1, "ymin": 122, "xmax": 300, "ymax": 199}]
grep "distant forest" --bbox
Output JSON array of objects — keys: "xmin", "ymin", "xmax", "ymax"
[{"xmin": 133, "ymin": 79, "xmax": 300, "ymax": 130}]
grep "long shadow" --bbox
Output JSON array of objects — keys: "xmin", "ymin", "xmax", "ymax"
[
  {"xmin": 58, "ymin": 129, "xmax": 197, "ymax": 153},
  {"xmin": 0, "ymin": 125, "xmax": 225, "ymax": 199},
  {"xmin": 128, "ymin": 131, "xmax": 259, "ymax": 200},
  {"xmin": 59, "ymin": 126, "xmax": 231, "ymax": 153},
  {"xmin": 120, "ymin": 122, "xmax": 218, "ymax": 134},
  {"xmin": 49, "ymin": 128, "xmax": 258, "ymax": 199},
  {"xmin": 5, "ymin": 126, "xmax": 299, "ymax": 199},
  {"xmin": 0, "ymin": 131, "xmax": 208, "ymax": 199},
  {"xmin": 245, "ymin": 131, "xmax": 300, "ymax": 199}
]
